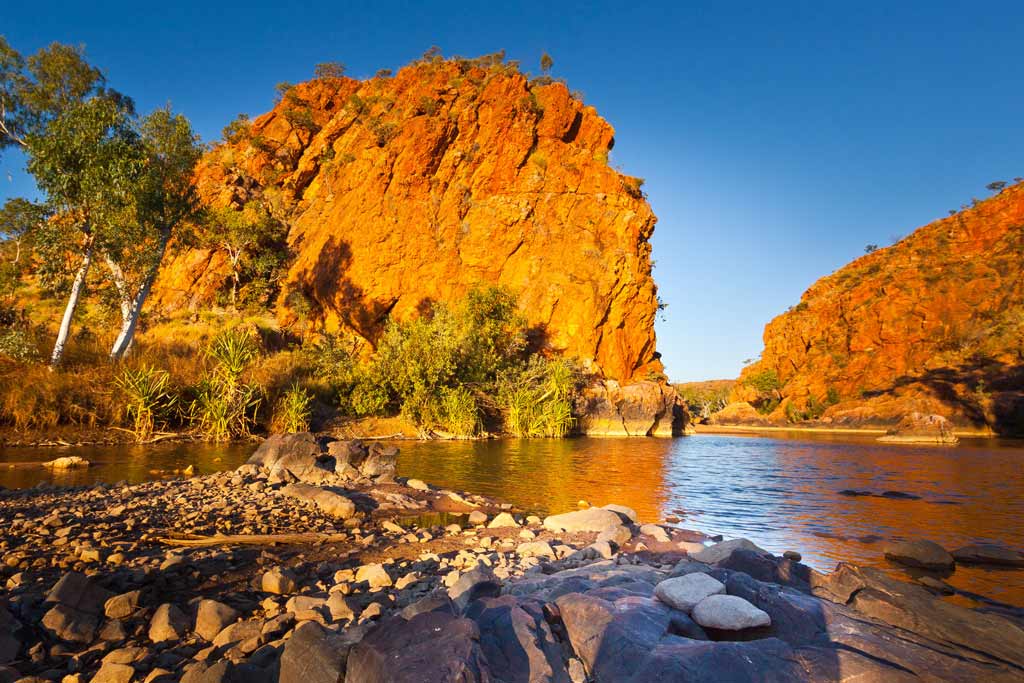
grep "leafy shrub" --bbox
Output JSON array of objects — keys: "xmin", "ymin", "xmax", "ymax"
[
  {"xmin": 0, "ymin": 328, "xmax": 37, "ymax": 361},
  {"xmin": 272, "ymin": 383, "xmax": 313, "ymax": 433},
  {"xmin": 205, "ymin": 329, "xmax": 260, "ymax": 378},
  {"xmin": 116, "ymin": 365, "xmax": 177, "ymax": 441},
  {"xmin": 745, "ymin": 369, "xmax": 781, "ymax": 394}
]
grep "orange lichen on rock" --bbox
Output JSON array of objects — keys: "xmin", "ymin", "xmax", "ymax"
[
  {"xmin": 728, "ymin": 182, "xmax": 1024, "ymax": 434},
  {"xmin": 152, "ymin": 58, "xmax": 662, "ymax": 382}
]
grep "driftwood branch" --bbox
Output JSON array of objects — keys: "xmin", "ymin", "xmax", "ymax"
[{"xmin": 157, "ymin": 532, "xmax": 353, "ymax": 548}]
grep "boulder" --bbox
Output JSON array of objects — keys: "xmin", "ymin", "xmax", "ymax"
[
  {"xmin": 42, "ymin": 456, "xmax": 89, "ymax": 469},
  {"xmin": 41, "ymin": 572, "xmax": 113, "ymax": 643},
  {"xmin": 359, "ymin": 444, "xmax": 398, "ymax": 479},
  {"xmin": 487, "ymin": 512, "xmax": 519, "ymax": 528},
  {"xmin": 195, "ymin": 599, "xmax": 240, "ymax": 641},
  {"xmin": 596, "ymin": 525, "xmax": 632, "ymax": 546},
  {"xmin": 355, "ymin": 563, "xmax": 392, "ymax": 590},
  {"xmin": 91, "ymin": 662, "xmax": 135, "ymax": 683},
  {"xmin": 877, "ymin": 413, "xmax": 959, "ymax": 445},
  {"xmin": 149, "ymin": 603, "xmax": 189, "ymax": 642},
  {"xmin": 883, "ymin": 539, "xmax": 955, "ymax": 570},
  {"xmin": 516, "ymin": 541, "xmax": 556, "ymax": 560},
  {"xmin": 691, "ymin": 594, "xmax": 771, "ymax": 630},
  {"xmin": 576, "ymin": 380, "xmax": 687, "ymax": 436},
  {"xmin": 951, "ymin": 543, "xmax": 1024, "ymax": 567},
  {"xmin": 42, "ymin": 604, "xmax": 100, "ymax": 644},
  {"xmin": 261, "ymin": 567, "xmax": 298, "ymax": 595},
  {"xmin": 465, "ymin": 597, "xmax": 570, "ymax": 683},
  {"xmin": 279, "ymin": 483, "xmax": 355, "ymax": 519},
  {"xmin": 345, "ymin": 612, "xmax": 490, "ymax": 683},
  {"xmin": 811, "ymin": 563, "xmax": 1024, "ymax": 671},
  {"xmin": 448, "ymin": 567, "xmax": 501, "ymax": 613},
  {"xmin": 691, "ymin": 538, "xmax": 769, "ymax": 565},
  {"xmin": 104, "ymin": 591, "xmax": 141, "ymax": 620},
  {"xmin": 602, "ymin": 503, "xmax": 638, "ymax": 523},
  {"xmin": 543, "ymin": 508, "xmax": 624, "ymax": 533},
  {"xmin": 653, "ymin": 573, "xmax": 725, "ymax": 613},
  {"xmin": 279, "ymin": 621, "xmax": 353, "ymax": 683},
  {"xmin": 0, "ymin": 604, "xmax": 20, "ymax": 665}
]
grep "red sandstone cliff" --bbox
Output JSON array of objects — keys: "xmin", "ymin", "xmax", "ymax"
[
  {"xmin": 727, "ymin": 182, "xmax": 1024, "ymax": 435},
  {"xmin": 153, "ymin": 56, "xmax": 663, "ymax": 383}
]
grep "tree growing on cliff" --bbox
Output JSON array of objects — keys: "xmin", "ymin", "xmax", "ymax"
[
  {"xmin": 314, "ymin": 62, "xmax": 346, "ymax": 80},
  {"xmin": 540, "ymin": 52, "xmax": 554, "ymax": 74},
  {"xmin": 200, "ymin": 200, "xmax": 289, "ymax": 309}
]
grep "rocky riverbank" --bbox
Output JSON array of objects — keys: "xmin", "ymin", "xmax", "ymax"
[{"xmin": 2, "ymin": 433, "xmax": 1024, "ymax": 682}]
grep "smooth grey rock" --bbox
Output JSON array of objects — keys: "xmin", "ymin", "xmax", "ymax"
[
  {"xmin": 279, "ymin": 621, "xmax": 353, "ymax": 683},
  {"xmin": 543, "ymin": 508, "xmax": 623, "ymax": 533},
  {"xmin": 691, "ymin": 594, "xmax": 771, "ymax": 630},
  {"xmin": 691, "ymin": 538, "xmax": 769, "ymax": 564},
  {"xmin": 653, "ymin": 573, "xmax": 725, "ymax": 613},
  {"xmin": 602, "ymin": 504, "xmax": 638, "ymax": 523},
  {"xmin": 951, "ymin": 543, "xmax": 1024, "ymax": 567},
  {"xmin": 280, "ymin": 483, "xmax": 355, "ymax": 519}
]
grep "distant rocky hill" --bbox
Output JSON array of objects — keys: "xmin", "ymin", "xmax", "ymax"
[
  {"xmin": 724, "ymin": 182, "xmax": 1024, "ymax": 435},
  {"xmin": 152, "ymin": 54, "xmax": 664, "ymax": 384}
]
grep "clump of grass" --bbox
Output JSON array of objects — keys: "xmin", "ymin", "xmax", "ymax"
[
  {"xmin": 438, "ymin": 385, "xmax": 481, "ymax": 437},
  {"xmin": 189, "ymin": 329, "xmax": 263, "ymax": 441},
  {"xmin": 499, "ymin": 357, "xmax": 578, "ymax": 437},
  {"xmin": 116, "ymin": 365, "xmax": 176, "ymax": 441},
  {"xmin": 272, "ymin": 383, "xmax": 313, "ymax": 433}
]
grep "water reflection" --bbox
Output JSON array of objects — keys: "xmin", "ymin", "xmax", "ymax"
[
  {"xmin": 0, "ymin": 442, "xmax": 253, "ymax": 489},
  {"xmin": 2, "ymin": 433, "xmax": 1022, "ymax": 605},
  {"xmin": 397, "ymin": 434, "xmax": 1024, "ymax": 604}
]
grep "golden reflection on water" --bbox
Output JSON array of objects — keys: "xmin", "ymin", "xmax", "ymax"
[
  {"xmin": 2, "ymin": 433, "xmax": 1022, "ymax": 606},
  {"xmin": 397, "ymin": 434, "xmax": 1024, "ymax": 606}
]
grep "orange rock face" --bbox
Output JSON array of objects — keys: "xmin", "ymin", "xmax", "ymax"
[
  {"xmin": 153, "ymin": 58, "xmax": 662, "ymax": 382},
  {"xmin": 731, "ymin": 183, "xmax": 1024, "ymax": 434}
]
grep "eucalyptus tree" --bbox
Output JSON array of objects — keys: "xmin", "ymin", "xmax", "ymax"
[
  {"xmin": 104, "ymin": 106, "xmax": 202, "ymax": 360},
  {"xmin": 1, "ymin": 37, "xmax": 143, "ymax": 366}
]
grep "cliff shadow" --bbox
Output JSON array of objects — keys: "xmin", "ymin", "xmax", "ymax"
[
  {"xmin": 862, "ymin": 356, "xmax": 1024, "ymax": 435},
  {"xmin": 291, "ymin": 237, "xmax": 398, "ymax": 343}
]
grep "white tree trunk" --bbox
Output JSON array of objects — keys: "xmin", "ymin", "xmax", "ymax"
[
  {"xmin": 49, "ymin": 238, "xmax": 94, "ymax": 368},
  {"xmin": 108, "ymin": 233, "xmax": 171, "ymax": 361}
]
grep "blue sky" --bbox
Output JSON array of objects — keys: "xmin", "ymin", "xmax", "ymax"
[{"xmin": 3, "ymin": 1, "xmax": 1022, "ymax": 380}]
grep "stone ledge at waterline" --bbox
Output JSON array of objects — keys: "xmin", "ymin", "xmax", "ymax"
[
  {"xmin": 2, "ymin": 435, "xmax": 1024, "ymax": 682},
  {"xmin": 577, "ymin": 379, "xmax": 690, "ymax": 437}
]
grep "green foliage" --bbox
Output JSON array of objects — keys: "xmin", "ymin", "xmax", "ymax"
[
  {"xmin": 416, "ymin": 96, "xmax": 439, "ymax": 116},
  {"xmin": 272, "ymin": 383, "xmax": 313, "ymax": 433},
  {"xmin": 986, "ymin": 181, "xmax": 1007, "ymax": 193},
  {"xmin": 116, "ymin": 365, "xmax": 176, "ymax": 441},
  {"xmin": 205, "ymin": 328, "xmax": 260, "ymax": 378},
  {"xmin": 864, "ymin": 244, "xmax": 878, "ymax": 254},
  {"xmin": 498, "ymin": 356, "xmax": 578, "ymax": 437},
  {"xmin": 0, "ymin": 327, "xmax": 37, "ymax": 361},
  {"xmin": 200, "ymin": 200, "xmax": 290, "ymax": 308},
  {"xmin": 826, "ymin": 386, "xmax": 841, "ymax": 405},
  {"xmin": 438, "ymin": 385, "xmax": 481, "ymax": 437},
  {"xmin": 368, "ymin": 117, "xmax": 398, "ymax": 146},
  {"xmin": 674, "ymin": 383, "xmax": 730, "ymax": 419},
  {"xmin": 314, "ymin": 62, "xmax": 346, "ymax": 80},
  {"xmin": 745, "ymin": 369, "xmax": 781, "ymax": 394},
  {"xmin": 189, "ymin": 329, "xmax": 263, "ymax": 441},
  {"xmin": 540, "ymin": 52, "xmax": 554, "ymax": 74},
  {"xmin": 221, "ymin": 113, "xmax": 251, "ymax": 144}
]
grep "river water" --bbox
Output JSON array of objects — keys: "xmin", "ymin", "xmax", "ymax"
[{"xmin": 3, "ymin": 432, "xmax": 1022, "ymax": 605}]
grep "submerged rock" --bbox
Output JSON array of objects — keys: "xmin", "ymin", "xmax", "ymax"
[
  {"xmin": 883, "ymin": 539, "xmax": 955, "ymax": 570},
  {"xmin": 952, "ymin": 543, "xmax": 1024, "ymax": 567}
]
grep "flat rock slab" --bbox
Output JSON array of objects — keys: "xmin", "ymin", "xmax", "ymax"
[
  {"xmin": 543, "ymin": 508, "xmax": 624, "ymax": 533},
  {"xmin": 883, "ymin": 539, "xmax": 955, "ymax": 570},
  {"xmin": 280, "ymin": 483, "xmax": 355, "ymax": 519},
  {"xmin": 952, "ymin": 543, "xmax": 1024, "ymax": 567}
]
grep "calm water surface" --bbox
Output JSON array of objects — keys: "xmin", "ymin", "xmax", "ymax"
[{"xmin": 2, "ymin": 433, "xmax": 1022, "ymax": 604}]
